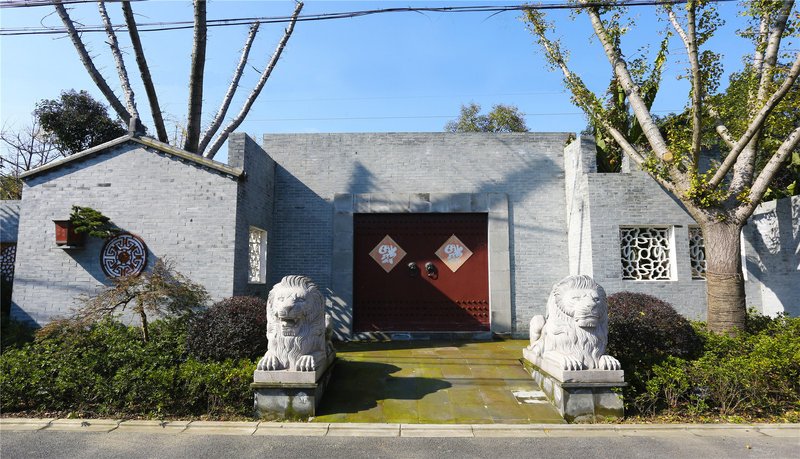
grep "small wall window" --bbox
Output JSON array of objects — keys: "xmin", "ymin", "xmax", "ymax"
[
  {"xmin": 248, "ymin": 227, "xmax": 267, "ymax": 284},
  {"xmin": 689, "ymin": 226, "xmax": 706, "ymax": 280},
  {"xmin": 619, "ymin": 226, "xmax": 674, "ymax": 280}
]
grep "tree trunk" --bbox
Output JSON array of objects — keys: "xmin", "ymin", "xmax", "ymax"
[
  {"xmin": 702, "ymin": 221, "xmax": 747, "ymax": 335},
  {"xmin": 138, "ymin": 308, "xmax": 150, "ymax": 343}
]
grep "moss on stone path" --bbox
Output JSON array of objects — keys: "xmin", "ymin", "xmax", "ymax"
[{"xmin": 313, "ymin": 339, "xmax": 565, "ymax": 424}]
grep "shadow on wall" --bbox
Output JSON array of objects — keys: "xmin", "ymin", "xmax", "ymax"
[{"xmin": 745, "ymin": 197, "xmax": 800, "ymax": 317}]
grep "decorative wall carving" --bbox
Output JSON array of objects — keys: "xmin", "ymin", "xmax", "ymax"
[
  {"xmin": 619, "ymin": 227, "xmax": 672, "ymax": 280},
  {"xmin": 249, "ymin": 227, "xmax": 267, "ymax": 283},
  {"xmin": 689, "ymin": 226, "xmax": 706, "ymax": 280},
  {"xmin": 100, "ymin": 233, "xmax": 147, "ymax": 278},
  {"xmin": 0, "ymin": 244, "xmax": 16, "ymax": 282}
]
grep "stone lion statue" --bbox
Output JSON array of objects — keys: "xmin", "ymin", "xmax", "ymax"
[
  {"xmin": 527, "ymin": 275, "xmax": 620, "ymax": 371},
  {"xmin": 256, "ymin": 275, "xmax": 333, "ymax": 372}
]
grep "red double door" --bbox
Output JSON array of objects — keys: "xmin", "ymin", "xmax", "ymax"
[{"xmin": 353, "ymin": 213, "xmax": 489, "ymax": 332}]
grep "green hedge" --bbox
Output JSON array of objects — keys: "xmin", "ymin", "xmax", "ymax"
[
  {"xmin": 0, "ymin": 318, "xmax": 254, "ymax": 418},
  {"xmin": 633, "ymin": 313, "xmax": 800, "ymax": 420}
]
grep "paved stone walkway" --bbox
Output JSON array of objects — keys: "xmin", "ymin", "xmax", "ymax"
[{"xmin": 312, "ymin": 339, "xmax": 565, "ymax": 424}]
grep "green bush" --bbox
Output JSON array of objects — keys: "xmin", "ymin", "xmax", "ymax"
[
  {"xmin": 186, "ymin": 296, "xmax": 267, "ymax": 362},
  {"xmin": 0, "ymin": 317, "xmax": 255, "ymax": 418},
  {"xmin": 0, "ymin": 316, "xmax": 35, "ymax": 353},
  {"xmin": 635, "ymin": 313, "xmax": 800, "ymax": 420},
  {"xmin": 606, "ymin": 292, "xmax": 702, "ymax": 402}
]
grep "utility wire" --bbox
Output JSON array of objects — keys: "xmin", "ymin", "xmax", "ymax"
[
  {"xmin": 0, "ymin": 0, "xmax": 143, "ymax": 7},
  {"xmin": 0, "ymin": 0, "xmax": 740, "ymax": 36}
]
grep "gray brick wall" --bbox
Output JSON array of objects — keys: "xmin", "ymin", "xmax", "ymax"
[
  {"xmin": 744, "ymin": 195, "xmax": 800, "ymax": 317},
  {"xmin": 229, "ymin": 133, "xmax": 276, "ymax": 298},
  {"xmin": 11, "ymin": 141, "xmax": 241, "ymax": 325},
  {"xmin": 262, "ymin": 132, "xmax": 574, "ymax": 334},
  {"xmin": 584, "ymin": 171, "xmax": 712, "ymax": 319},
  {"xmin": 1, "ymin": 200, "xmax": 20, "ymax": 243}
]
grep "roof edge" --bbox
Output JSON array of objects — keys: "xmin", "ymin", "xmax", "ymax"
[{"xmin": 20, "ymin": 135, "xmax": 243, "ymax": 180}]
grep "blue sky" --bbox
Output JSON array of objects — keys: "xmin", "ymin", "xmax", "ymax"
[{"xmin": 0, "ymin": 0, "xmax": 758, "ymax": 157}]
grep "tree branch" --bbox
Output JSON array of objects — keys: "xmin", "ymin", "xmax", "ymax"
[
  {"xmin": 53, "ymin": 0, "xmax": 130, "ymax": 125},
  {"xmin": 752, "ymin": 14, "xmax": 769, "ymax": 77},
  {"xmin": 198, "ymin": 22, "xmax": 260, "ymax": 155},
  {"xmin": 97, "ymin": 0, "xmax": 139, "ymax": 123},
  {"xmin": 204, "ymin": 1, "xmax": 303, "ymax": 159},
  {"xmin": 582, "ymin": 3, "xmax": 673, "ymax": 162},
  {"xmin": 184, "ymin": 0, "xmax": 207, "ymax": 153},
  {"xmin": 709, "ymin": 51, "xmax": 800, "ymax": 187},
  {"xmin": 121, "ymin": 0, "xmax": 168, "ymax": 141},
  {"xmin": 706, "ymin": 104, "xmax": 736, "ymax": 149},
  {"xmin": 736, "ymin": 124, "xmax": 800, "ymax": 221},
  {"xmin": 667, "ymin": 3, "xmax": 702, "ymax": 166},
  {"xmin": 756, "ymin": 0, "xmax": 794, "ymax": 105}
]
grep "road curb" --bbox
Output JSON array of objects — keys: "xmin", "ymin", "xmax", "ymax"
[{"xmin": 2, "ymin": 418, "xmax": 799, "ymax": 438}]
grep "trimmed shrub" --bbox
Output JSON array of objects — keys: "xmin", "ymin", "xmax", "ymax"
[
  {"xmin": 636, "ymin": 314, "xmax": 800, "ymax": 419},
  {"xmin": 0, "ymin": 317, "xmax": 255, "ymax": 418},
  {"xmin": 606, "ymin": 292, "xmax": 702, "ymax": 405},
  {"xmin": 0, "ymin": 316, "xmax": 35, "ymax": 353},
  {"xmin": 186, "ymin": 296, "xmax": 268, "ymax": 362},
  {"xmin": 607, "ymin": 292, "xmax": 702, "ymax": 369}
]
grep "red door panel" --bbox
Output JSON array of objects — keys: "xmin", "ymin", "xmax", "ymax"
[{"xmin": 354, "ymin": 213, "xmax": 489, "ymax": 332}]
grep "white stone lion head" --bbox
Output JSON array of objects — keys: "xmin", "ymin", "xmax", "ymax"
[{"xmin": 257, "ymin": 275, "xmax": 329, "ymax": 371}]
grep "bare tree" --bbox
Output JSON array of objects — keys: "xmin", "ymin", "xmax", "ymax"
[
  {"xmin": 53, "ymin": 0, "xmax": 304, "ymax": 158},
  {"xmin": 0, "ymin": 120, "xmax": 59, "ymax": 199},
  {"xmin": 526, "ymin": 0, "xmax": 800, "ymax": 334}
]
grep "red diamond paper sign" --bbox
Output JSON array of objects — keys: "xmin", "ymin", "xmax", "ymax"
[
  {"xmin": 435, "ymin": 234, "xmax": 473, "ymax": 272},
  {"xmin": 369, "ymin": 235, "xmax": 406, "ymax": 273}
]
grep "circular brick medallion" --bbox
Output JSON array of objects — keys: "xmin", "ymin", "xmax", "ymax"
[{"xmin": 101, "ymin": 233, "xmax": 148, "ymax": 278}]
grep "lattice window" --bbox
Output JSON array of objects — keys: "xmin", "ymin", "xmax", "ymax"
[
  {"xmin": 689, "ymin": 226, "xmax": 706, "ymax": 280},
  {"xmin": 619, "ymin": 227, "xmax": 673, "ymax": 280},
  {"xmin": 248, "ymin": 227, "xmax": 267, "ymax": 284},
  {"xmin": 0, "ymin": 244, "xmax": 15, "ymax": 283}
]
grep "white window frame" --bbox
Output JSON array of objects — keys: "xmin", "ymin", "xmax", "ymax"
[
  {"xmin": 248, "ymin": 226, "xmax": 268, "ymax": 284},
  {"xmin": 619, "ymin": 225, "xmax": 676, "ymax": 281}
]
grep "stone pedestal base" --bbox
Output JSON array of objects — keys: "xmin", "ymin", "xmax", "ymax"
[
  {"xmin": 251, "ymin": 358, "xmax": 336, "ymax": 421},
  {"xmin": 522, "ymin": 350, "xmax": 624, "ymax": 423}
]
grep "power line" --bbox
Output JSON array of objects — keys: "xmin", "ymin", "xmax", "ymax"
[
  {"xmin": 0, "ymin": 0, "xmax": 739, "ymax": 36},
  {"xmin": 247, "ymin": 109, "xmax": 683, "ymax": 122},
  {"xmin": 0, "ymin": 0, "xmax": 143, "ymax": 8}
]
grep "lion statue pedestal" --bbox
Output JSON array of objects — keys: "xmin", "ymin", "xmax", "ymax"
[
  {"xmin": 521, "ymin": 275, "xmax": 625, "ymax": 423},
  {"xmin": 251, "ymin": 275, "xmax": 336, "ymax": 421}
]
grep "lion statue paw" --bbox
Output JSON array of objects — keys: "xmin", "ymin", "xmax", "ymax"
[
  {"xmin": 598, "ymin": 355, "xmax": 621, "ymax": 371},
  {"xmin": 295, "ymin": 355, "xmax": 317, "ymax": 371},
  {"xmin": 256, "ymin": 352, "xmax": 285, "ymax": 371}
]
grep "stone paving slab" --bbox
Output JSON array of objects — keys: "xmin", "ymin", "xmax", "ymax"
[
  {"xmin": 0, "ymin": 418, "xmax": 55, "ymax": 431},
  {"xmin": 471, "ymin": 424, "xmax": 549, "ymax": 438},
  {"xmin": 183, "ymin": 421, "xmax": 258, "ymax": 435},
  {"xmin": 45, "ymin": 419, "xmax": 120, "ymax": 432},
  {"xmin": 400, "ymin": 424, "xmax": 474, "ymax": 437},
  {"xmin": 327, "ymin": 423, "xmax": 401, "ymax": 437},
  {"xmin": 253, "ymin": 423, "xmax": 329, "ymax": 436},
  {"xmin": 115, "ymin": 420, "xmax": 189, "ymax": 433}
]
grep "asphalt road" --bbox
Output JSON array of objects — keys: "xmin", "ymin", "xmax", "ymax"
[{"xmin": 2, "ymin": 430, "xmax": 798, "ymax": 459}]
